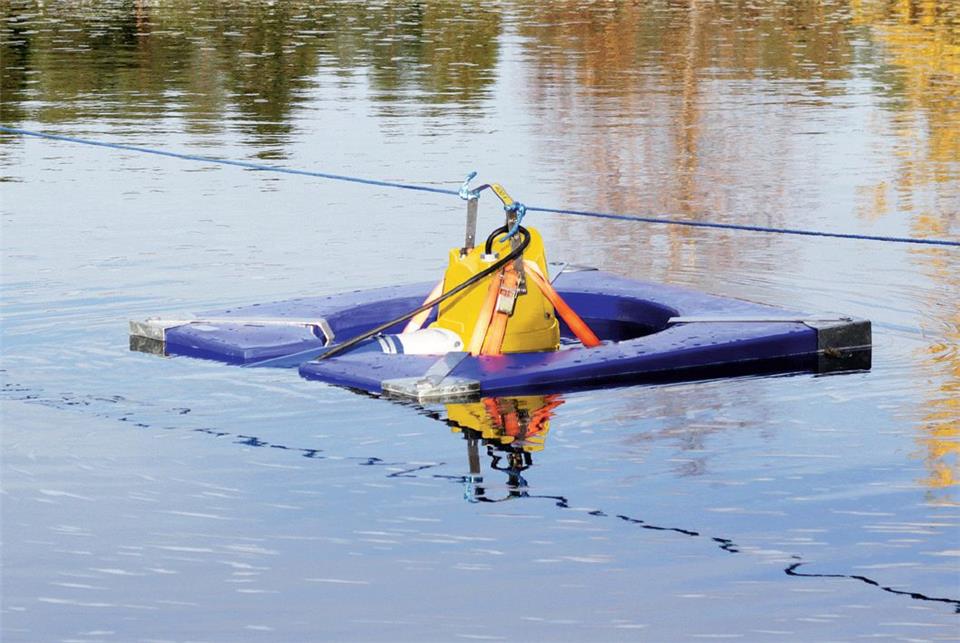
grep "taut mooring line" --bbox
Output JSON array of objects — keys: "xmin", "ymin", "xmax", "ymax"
[{"xmin": 2, "ymin": 125, "xmax": 957, "ymax": 248}]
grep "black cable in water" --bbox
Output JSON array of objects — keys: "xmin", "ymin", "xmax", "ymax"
[{"xmin": 316, "ymin": 226, "xmax": 531, "ymax": 361}]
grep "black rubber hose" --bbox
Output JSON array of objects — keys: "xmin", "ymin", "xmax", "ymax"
[
  {"xmin": 316, "ymin": 226, "xmax": 532, "ymax": 361},
  {"xmin": 484, "ymin": 225, "xmax": 511, "ymax": 255}
]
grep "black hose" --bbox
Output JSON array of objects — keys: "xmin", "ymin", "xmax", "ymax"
[
  {"xmin": 484, "ymin": 225, "xmax": 511, "ymax": 255},
  {"xmin": 316, "ymin": 226, "xmax": 531, "ymax": 361}
]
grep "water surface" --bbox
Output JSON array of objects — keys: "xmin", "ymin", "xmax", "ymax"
[{"xmin": 2, "ymin": 1, "xmax": 958, "ymax": 641}]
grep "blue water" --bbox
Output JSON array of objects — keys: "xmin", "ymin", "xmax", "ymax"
[{"xmin": 2, "ymin": 2, "xmax": 958, "ymax": 640}]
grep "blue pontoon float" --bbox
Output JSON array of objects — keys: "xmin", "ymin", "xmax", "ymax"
[
  {"xmin": 130, "ymin": 179, "xmax": 870, "ymax": 401},
  {"xmin": 130, "ymin": 267, "xmax": 870, "ymax": 400}
]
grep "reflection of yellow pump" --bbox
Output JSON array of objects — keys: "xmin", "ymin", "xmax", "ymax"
[
  {"xmin": 444, "ymin": 394, "xmax": 564, "ymax": 503},
  {"xmin": 446, "ymin": 395, "xmax": 562, "ymax": 452}
]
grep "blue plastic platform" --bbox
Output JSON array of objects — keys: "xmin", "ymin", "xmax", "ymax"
[{"xmin": 130, "ymin": 270, "xmax": 871, "ymax": 397}]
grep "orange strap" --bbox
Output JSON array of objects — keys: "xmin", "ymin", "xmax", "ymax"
[
  {"xmin": 523, "ymin": 260, "xmax": 602, "ymax": 348},
  {"xmin": 527, "ymin": 397, "xmax": 564, "ymax": 437},
  {"xmin": 468, "ymin": 269, "xmax": 503, "ymax": 355},
  {"xmin": 482, "ymin": 397, "xmax": 503, "ymax": 425},
  {"xmin": 481, "ymin": 309, "xmax": 510, "ymax": 356},
  {"xmin": 480, "ymin": 267, "xmax": 519, "ymax": 356},
  {"xmin": 484, "ymin": 396, "xmax": 563, "ymax": 441},
  {"xmin": 403, "ymin": 280, "xmax": 444, "ymax": 333},
  {"xmin": 483, "ymin": 397, "xmax": 521, "ymax": 438}
]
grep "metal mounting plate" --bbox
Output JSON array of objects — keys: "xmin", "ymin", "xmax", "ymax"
[
  {"xmin": 381, "ymin": 351, "xmax": 480, "ymax": 402},
  {"xmin": 381, "ymin": 376, "xmax": 481, "ymax": 403}
]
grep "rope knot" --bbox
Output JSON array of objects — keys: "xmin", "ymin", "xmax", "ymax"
[
  {"xmin": 500, "ymin": 201, "xmax": 527, "ymax": 242},
  {"xmin": 459, "ymin": 171, "xmax": 480, "ymax": 201}
]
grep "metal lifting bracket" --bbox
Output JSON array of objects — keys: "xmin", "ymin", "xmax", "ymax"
[
  {"xmin": 489, "ymin": 182, "xmax": 527, "ymax": 295},
  {"xmin": 459, "ymin": 171, "xmax": 480, "ymax": 254},
  {"xmin": 458, "ymin": 172, "xmax": 528, "ymax": 295}
]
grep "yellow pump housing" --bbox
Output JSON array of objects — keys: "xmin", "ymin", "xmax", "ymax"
[{"xmin": 430, "ymin": 226, "xmax": 559, "ymax": 354}]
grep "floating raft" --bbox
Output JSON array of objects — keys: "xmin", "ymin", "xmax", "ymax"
[
  {"xmin": 130, "ymin": 270, "xmax": 871, "ymax": 401},
  {"xmin": 130, "ymin": 269, "xmax": 871, "ymax": 400}
]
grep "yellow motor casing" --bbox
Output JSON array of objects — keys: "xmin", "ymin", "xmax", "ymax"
[{"xmin": 430, "ymin": 226, "xmax": 559, "ymax": 353}]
